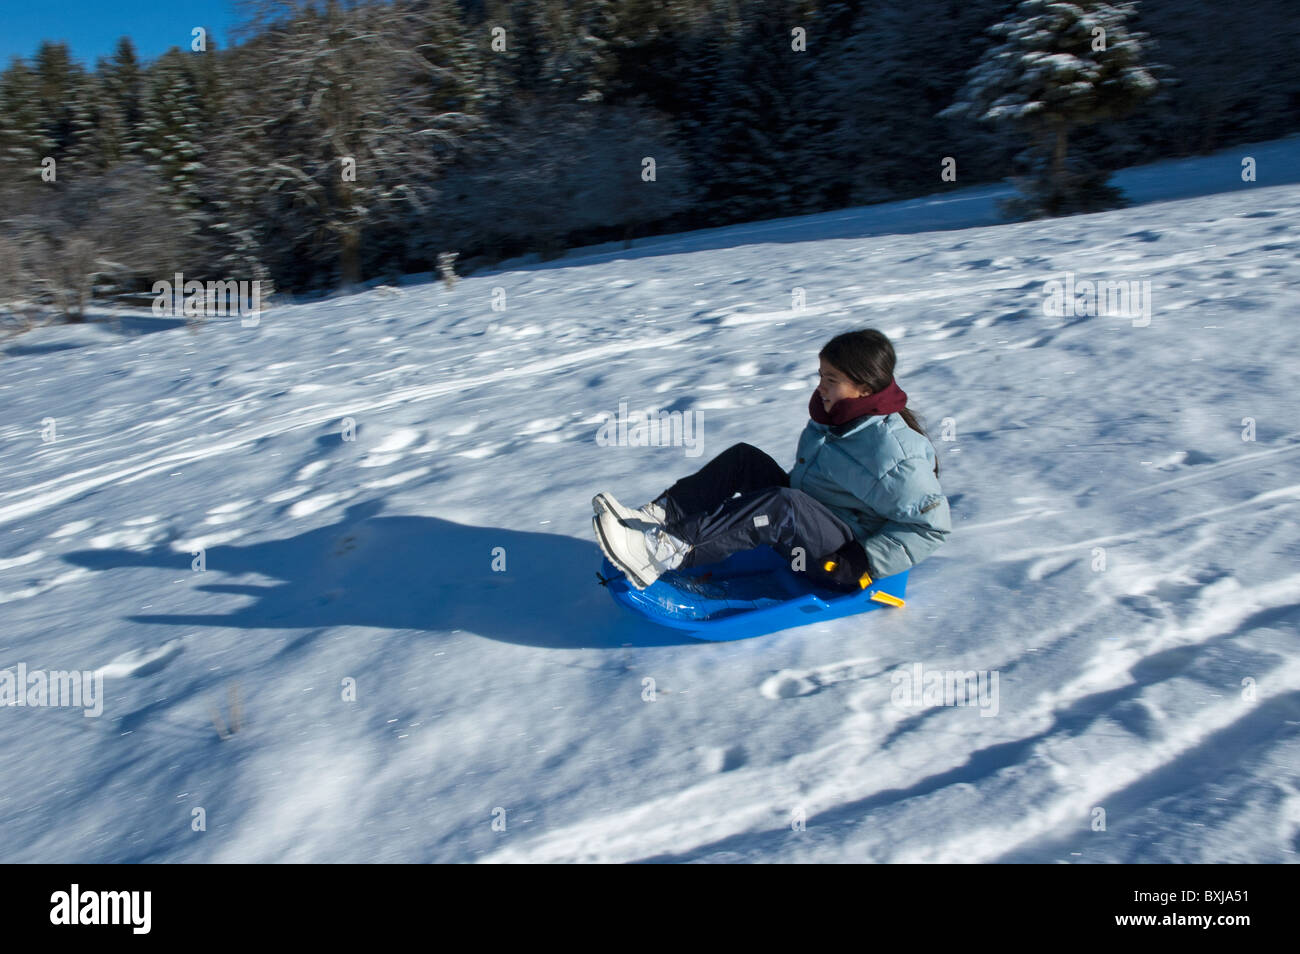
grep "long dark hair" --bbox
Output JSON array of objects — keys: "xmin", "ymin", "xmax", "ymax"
[{"xmin": 820, "ymin": 328, "xmax": 939, "ymax": 477}]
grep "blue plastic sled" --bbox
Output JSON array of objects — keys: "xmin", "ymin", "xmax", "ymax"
[{"xmin": 599, "ymin": 545, "xmax": 908, "ymax": 641}]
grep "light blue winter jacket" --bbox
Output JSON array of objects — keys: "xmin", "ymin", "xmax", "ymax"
[{"xmin": 787, "ymin": 412, "xmax": 951, "ymax": 578}]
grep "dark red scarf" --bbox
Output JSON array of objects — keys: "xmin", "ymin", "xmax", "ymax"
[{"xmin": 809, "ymin": 378, "xmax": 908, "ymax": 426}]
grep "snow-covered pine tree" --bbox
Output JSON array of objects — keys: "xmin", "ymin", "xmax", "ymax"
[
  {"xmin": 670, "ymin": 1, "xmax": 735, "ymax": 154},
  {"xmin": 540, "ymin": 0, "xmax": 616, "ymax": 104},
  {"xmin": 941, "ymin": 0, "xmax": 1160, "ymax": 216},
  {"xmin": 33, "ymin": 42, "xmax": 80, "ymax": 158},
  {"xmin": 64, "ymin": 69, "xmax": 117, "ymax": 175},
  {"xmin": 0, "ymin": 58, "xmax": 54, "ymax": 180},
  {"xmin": 811, "ymin": 0, "xmax": 1008, "ymax": 206},
  {"xmin": 0, "ymin": 49, "xmax": 104, "ymax": 325},
  {"xmin": 695, "ymin": 0, "xmax": 824, "ymax": 224},
  {"xmin": 137, "ymin": 48, "xmax": 209, "ymax": 271},
  {"xmin": 100, "ymin": 38, "xmax": 146, "ymax": 159}
]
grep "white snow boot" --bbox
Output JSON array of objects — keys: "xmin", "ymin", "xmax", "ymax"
[
  {"xmin": 592, "ymin": 509, "xmax": 690, "ymax": 590},
  {"xmin": 591, "ymin": 492, "xmax": 667, "ymax": 530}
]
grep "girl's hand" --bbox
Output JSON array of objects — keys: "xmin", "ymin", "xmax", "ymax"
[{"xmin": 810, "ymin": 540, "xmax": 874, "ymax": 592}]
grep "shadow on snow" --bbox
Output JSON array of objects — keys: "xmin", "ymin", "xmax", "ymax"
[{"xmin": 63, "ymin": 499, "xmax": 690, "ymax": 649}]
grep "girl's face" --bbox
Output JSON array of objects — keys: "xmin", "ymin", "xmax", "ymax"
[{"xmin": 817, "ymin": 356, "xmax": 871, "ymax": 412}]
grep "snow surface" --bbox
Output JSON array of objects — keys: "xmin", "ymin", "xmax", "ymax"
[{"xmin": 1, "ymin": 138, "xmax": 1298, "ymax": 863}]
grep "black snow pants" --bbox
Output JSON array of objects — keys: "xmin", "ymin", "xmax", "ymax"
[{"xmin": 651, "ymin": 443, "xmax": 856, "ymax": 570}]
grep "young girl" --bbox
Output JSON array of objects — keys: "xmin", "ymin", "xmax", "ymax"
[{"xmin": 593, "ymin": 328, "xmax": 951, "ymax": 592}]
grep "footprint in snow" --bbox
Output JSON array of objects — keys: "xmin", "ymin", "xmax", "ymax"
[
  {"xmin": 1118, "ymin": 594, "xmax": 1168, "ymax": 619},
  {"xmin": 761, "ymin": 672, "xmax": 818, "ymax": 699},
  {"xmin": 96, "ymin": 639, "xmax": 184, "ymax": 679},
  {"xmin": 760, "ymin": 658, "xmax": 882, "ymax": 700},
  {"xmin": 1152, "ymin": 449, "xmax": 1214, "ymax": 471},
  {"xmin": 700, "ymin": 744, "xmax": 747, "ymax": 773},
  {"xmin": 332, "ymin": 532, "xmax": 360, "ymax": 557},
  {"xmin": 1026, "ymin": 555, "xmax": 1077, "ymax": 582}
]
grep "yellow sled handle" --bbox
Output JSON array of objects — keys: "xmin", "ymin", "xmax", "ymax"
[{"xmin": 823, "ymin": 559, "xmax": 903, "ymax": 606}]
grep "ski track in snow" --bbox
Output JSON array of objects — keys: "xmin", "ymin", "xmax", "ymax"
[
  {"xmin": 482, "ymin": 569, "xmax": 1300, "ymax": 863},
  {"xmin": 2, "ymin": 139, "xmax": 1299, "ymax": 863}
]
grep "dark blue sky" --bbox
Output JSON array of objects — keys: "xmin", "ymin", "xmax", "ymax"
[{"xmin": 0, "ymin": 0, "xmax": 239, "ymax": 67}]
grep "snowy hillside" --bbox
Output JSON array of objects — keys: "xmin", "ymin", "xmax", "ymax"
[{"xmin": 2, "ymin": 140, "xmax": 1298, "ymax": 863}]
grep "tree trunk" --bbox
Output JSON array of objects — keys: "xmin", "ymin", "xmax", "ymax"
[
  {"xmin": 1052, "ymin": 123, "xmax": 1068, "ymax": 196},
  {"xmin": 340, "ymin": 225, "xmax": 361, "ymax": 287},
  {"xmin": 335, "ymin": 157, "xmax": 361, "ymax": 287}
]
